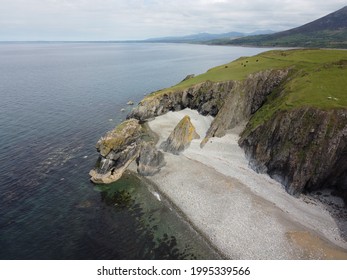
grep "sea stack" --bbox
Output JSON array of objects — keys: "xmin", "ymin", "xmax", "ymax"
[
  {"xmin": 89, "ymin": 118, "xmax": 142, "ymax": 184},
  {"xmin": 160, "ymin": 115, "xmax": 200, "ymax": 154}
]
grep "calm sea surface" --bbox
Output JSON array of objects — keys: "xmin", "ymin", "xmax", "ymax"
[{"xmin": 0, "ymin": 42, "xmax": 273, "ymax": 259}]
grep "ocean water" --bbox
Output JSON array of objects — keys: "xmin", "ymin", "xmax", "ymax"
[{"xmin": 0, "ymin": 42, "xmax": 273, "ymax": 259}]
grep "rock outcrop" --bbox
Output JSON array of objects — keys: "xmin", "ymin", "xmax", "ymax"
[
  {"xmin": 239, "ymin": 108, "xmax": 347, "ymax": 202},
  {"xmin": 204, "ymin": 69, "xmax": 289, "ymax": 140},
  {"xmin": 160, "ymin": 115, "xmax": 200, "ymax": 154},
  {"xmin": 128, "ymin": 69, "xmax": 289, "ymax": 145},
  {"xmin": 90, "ymin": 119, "xmax": 167, "ymax": 183},
  {"xmin": 89, "ymin": 119, "xmax": 143, "ymax": 184},
  {"xmin": 92, "ymin": 53, "xmax": 347, "ymax": 203},
  {"xmin": 136, "ymin": 141, "xmax": 166, "ymax": 176},
  {"xmin": 127, "ymin": 80, "xmax": 233, "ymax": 122}
]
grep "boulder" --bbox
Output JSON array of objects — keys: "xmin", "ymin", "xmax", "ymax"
[
  {"xmin": 136, "ymin": 142, "xmax": 166, "ymax": 176},
  {"xmin": 181, "ymin": 74, "xmax": 195, "ymax": 82},
  {"xmin": 160, "ymin": 115, "xmax": 200, "ymax": 154},
  {"xmin": 95, "ymin": 119, "xmax": 142, "ymax": 157},
  {"xmin": 90, "ymin": 119, "xmax": 142, "ymax": 184}
]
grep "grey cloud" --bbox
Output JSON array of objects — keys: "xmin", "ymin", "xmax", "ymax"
[{"xmin": 0, "ymin": 0, "xmax": 345, "ymax": 40}]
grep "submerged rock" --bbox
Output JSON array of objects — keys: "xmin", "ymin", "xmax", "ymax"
[
  {"xmin": 136, "ymin": 141, "xmax": 166, "ymax": 176},
  {"xmin": 160, "ymin": 115, "xmax": 200, "ymax": 154}
]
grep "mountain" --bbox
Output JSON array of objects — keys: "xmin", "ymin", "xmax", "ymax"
[
  {"xmin": 145, "ymin": 30, "xmax": 273, "ymax": 43},
  {"xmin": 212, "ymin": 6, "xmax": 347, "ymax": 48}
]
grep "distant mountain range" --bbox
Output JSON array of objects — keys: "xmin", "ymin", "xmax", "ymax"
[
  {"xmin": 210, "ymin": 6, "xmax": 347, "ymax": 48},
  {"xmin": 145, "ymin": 30, "xmax": 274, "ymax": 43},
  {"xmin": 145, "ymin": 6, "xmax": 347, "ymax": 48}
]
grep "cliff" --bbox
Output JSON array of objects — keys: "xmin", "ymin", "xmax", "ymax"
[
  {"xmin": 127, "ymin": 80, "xmax": 231, "ymax": 121},
  {"xmin": 92, "ymin": 49, "xmax": 347, "ymax": 203},
  {"xmin": 239, "ymin": 108, "xmax": 347, "ymax": 202},
  {"xmin": 128, "ymin": 68, "xmax": 289, "ymax": 140},
  {"xmin": 204, "ymin": 69, "xmax": 289, "ymax": 140}
]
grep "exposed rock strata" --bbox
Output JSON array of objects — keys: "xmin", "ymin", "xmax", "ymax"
[
  {"xmin": 204, "ymin": 69, "xmax": 289, "ymax": 140},
  {"xmin": 127, "ymin": 80, "xmax": 233, "ymax": 121},
  {"xmin": 239, "ymin": 107, "xmax": 347, "ymax": 202},
  {"xmin": 92, "ymin": 66, "xmax": 346, "ymax": 203},
  {"xmin": 160, "ymin": 115, "xmax": 200, "ymax": 154},
  {"xmin": 90, "ymin": 115, "xmax": 168, "ymax": 183},
  {"xmin": 128, "ymin": 69, "xmax": 289, "ymax": 142},
  {"xmin": 89, "ymin": 119, "xmax": 143, "ymax": 184},
  {"xmin": 136, "ymin": 141, "xmax": 166, "ymax": 175}
]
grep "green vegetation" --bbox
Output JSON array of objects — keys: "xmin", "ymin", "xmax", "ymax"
[
  {"xmin": 148, "ymin": 49, "xmax": 346, "ymax": 98},
  {"xmin": 146, "ymin": 49, "xmax": 347, "ymax": 129},
  {"xmin": 241, "ymin": 49, "xmax": 347, "ymax": 130},
  {"xmin": 98, "ymin": 119, "xmax": 142, "ymax": 156},
  {"xmin": 213, "ymin": 29, "xmax": 347, "ymax": 49},
  {"xmin": 210, "ymin": 6, "xmax": 347, "ymax": 49}
]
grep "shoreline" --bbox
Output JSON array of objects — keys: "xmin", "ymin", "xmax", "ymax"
[
  {"xmin": 141, "ymin": 108, "xmax": 347, "ymax": 259},
  {"xmin": 130, "ymin": 170, "xmax": 227, "ymax": 259}
]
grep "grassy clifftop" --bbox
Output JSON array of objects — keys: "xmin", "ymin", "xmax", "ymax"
[{"xmin": 147, "ymin": 49, "xmax": 347, "ymax": 111}]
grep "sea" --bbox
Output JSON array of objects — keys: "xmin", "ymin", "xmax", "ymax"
[{"xmin": 0, "ymin": 42, "xmax": 273, "ymax": 259}]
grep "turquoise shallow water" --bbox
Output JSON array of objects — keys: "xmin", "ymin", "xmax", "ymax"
[{"xmin": 0, "ymin": 42, "xmax": 273, "ymax": 259}]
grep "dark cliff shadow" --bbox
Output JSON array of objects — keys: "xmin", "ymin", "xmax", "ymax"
[{"xmin": 307, "ymin": 189, "xmax": 347, "ymax": 242}]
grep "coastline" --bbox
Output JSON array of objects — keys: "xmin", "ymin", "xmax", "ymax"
[{"xmin": 141, "ymin": 108, "xmax": 347, "ymax": 259}]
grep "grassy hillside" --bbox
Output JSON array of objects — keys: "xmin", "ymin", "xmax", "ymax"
[
  {"xmin": 148, "ymin": 49, "xmax": 347, "ymax": 108},
  {"xmin": 214, "ymin": 29, "xmax": 347, "ymax": 48},
  {"xmin": 211, "ymin": 6, "xmax": 347, "ymax": 48},
  {"xmin": 144, "ymin": 49, "xmax": 347, "ymax": 131}
]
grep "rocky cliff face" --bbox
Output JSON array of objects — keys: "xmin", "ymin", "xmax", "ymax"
[
  {"xmin": 127, "ymin": 80, "xmax": 233, "ymax": 122},
  {"xmin": 89, "ymin": 119, "xmax": 143, "ymax": 184},
  {"xmin": 239, "ymin": 107, "xmax": 347, "ymax": 202},
  {"xmin": 128, "ymin": 69, "xmax": 289, "ymax": 140},
  {"xmin": 92, "ymin": 63, "xmax": 346, "ymax": 203},
  {"xmin": 160, "ymin": 115, "xmax": 200, "ymax": 154},
  {"xmin": 204, "ymin": 69, "xmax": 289, "ymax": 141},
  {"xmin": 89, "ymin": 119, "xmax": 165, "ymax": 183}
]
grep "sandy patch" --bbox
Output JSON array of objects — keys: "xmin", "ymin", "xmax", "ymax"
[
  {"xmin": 287, "ymin": 231, "xmax": 347, "ymax": 259},
  {"xmin": 146, "ymin": 108, "xmax": 347, "ymax": 259}
]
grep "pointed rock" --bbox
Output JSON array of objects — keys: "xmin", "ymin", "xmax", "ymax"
[{"xmin": 160, "ymin": 115, "xmax": 200, "ymax": 155}]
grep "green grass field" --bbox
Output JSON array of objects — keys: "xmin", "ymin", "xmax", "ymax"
[{"xmin": 147, "ymin": 49, "xmax": 347, "ymax": 112}]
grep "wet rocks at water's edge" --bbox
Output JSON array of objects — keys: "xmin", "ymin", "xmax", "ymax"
[
  {"xmin": 89, "ymin": 114, "xmax": 201, "ymax": 183},
  {"xmin": 89, "ymin": 119, "xmax": 142, "ymax": 184}
]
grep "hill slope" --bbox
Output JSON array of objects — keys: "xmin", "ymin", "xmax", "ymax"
[
  {"xmin": 145, "ymin": 30, "xmax": 273, "ymax": 43},
  {"xmin": 212, "ymin": 6, "xmax": 347, "ymax": 48}
]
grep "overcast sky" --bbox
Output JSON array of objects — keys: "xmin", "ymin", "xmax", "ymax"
[{"xmin": 0, "ymin": 0, "xmax": 346, "ymax": 41}]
